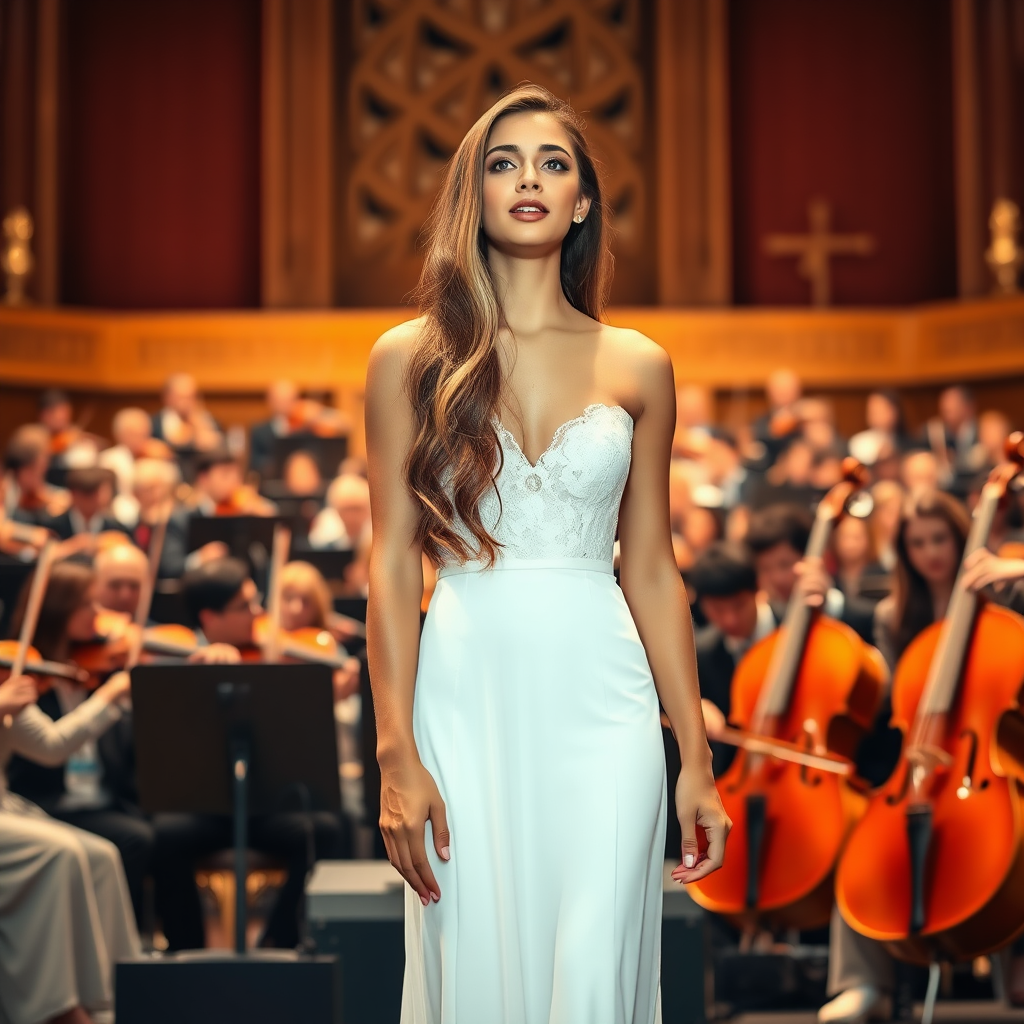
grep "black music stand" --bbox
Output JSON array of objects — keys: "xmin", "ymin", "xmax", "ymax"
[
  {"xmin": 131, "ymin": 662, "xmax": 341, "ymax": 952},
  {"xmin": 186, "ymin": 514, "xmax": 286, "ymax": 587}
]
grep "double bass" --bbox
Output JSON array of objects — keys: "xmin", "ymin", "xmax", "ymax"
[
  {"xmin": 687, "ymin": 460, "xmax": 888, "ymax": 928},
  {"xmin": 836, "ymin": 434, "xmax": 1024, "ymax": 962}
]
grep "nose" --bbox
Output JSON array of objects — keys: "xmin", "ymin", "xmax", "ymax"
[{"xmin": 518, "ymin": 166, "xmax": 541, "ymax": 191}]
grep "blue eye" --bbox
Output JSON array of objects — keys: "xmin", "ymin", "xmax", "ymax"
[
  {"xmin": 490, "ymin": 158, "xmax": 514, "ymax": 172},
  {"xmin": 544, "ymin": 158, "xmax": 569, "ymax": 171}
]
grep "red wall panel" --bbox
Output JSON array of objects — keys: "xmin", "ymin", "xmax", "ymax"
[
  {"xmin": 730, "ymin": 0, "xmax": 957, "ymax": 306},
  {"xmin": 60, "ymin": 0, "xmax": 261, "ymax": 308}
]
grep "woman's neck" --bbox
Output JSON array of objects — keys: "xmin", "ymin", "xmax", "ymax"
[{"xmin": 487, "ymin": 245, "xmax": 575, "ymax": 336}]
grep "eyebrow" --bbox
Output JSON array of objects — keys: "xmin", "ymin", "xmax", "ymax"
[{"xmin": 484, "ymin": 143, "xmax": 573, "ymax": 159}]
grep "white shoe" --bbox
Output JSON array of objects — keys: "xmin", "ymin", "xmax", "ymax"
[{"xmin": 818, "ymin": 984, "xmax": 883, "ymax": 1023}]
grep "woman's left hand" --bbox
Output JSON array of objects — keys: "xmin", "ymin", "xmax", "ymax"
[{"xmin": 671, "ymin": 762, "xmax": 731, "ymax": 884}]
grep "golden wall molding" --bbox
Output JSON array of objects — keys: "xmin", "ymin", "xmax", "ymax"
[{"xmin": 2, "ymin": 297, "xmax": 1022, "ymax": 393}]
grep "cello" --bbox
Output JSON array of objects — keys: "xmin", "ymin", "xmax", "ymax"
[
  {"xmin": 687, "ymin": 460, "xmax": 888, "ymax": 929},
  {"xmin": 835, "ymin": 434, "xmax": 1024, "ymax": 962}
]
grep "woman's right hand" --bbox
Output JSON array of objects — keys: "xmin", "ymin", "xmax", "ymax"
[
  {"xmin": 962, "ymin": 548, "xmax": 1024, "ymax": 593},
  {"xmin": 96, "ymin": 670, "xmax": 132, "ymax": 706},
  {"xmin": 379, "ymin": 756, "xmax": 451, "ymax": 907}
]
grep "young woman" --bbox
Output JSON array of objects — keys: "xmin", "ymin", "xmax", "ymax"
[
  {"xmin": 365, "ymin": 84, "xmax": 727, "ymax": 1022},
  {"xmin": 821, "ymin": 489, "xmax": 970, "ymax": 1024}
]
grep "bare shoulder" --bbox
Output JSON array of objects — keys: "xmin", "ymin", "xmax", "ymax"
[
  {"xmin": 366, "ymin": 317, "xmax": 426, "ymax": 395},
  {"xmin": 596, "ymin": 324, "xmax": 674, "ymax": 412}
]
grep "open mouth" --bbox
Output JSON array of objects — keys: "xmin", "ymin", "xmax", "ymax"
[{"xmin": 509, "ymin": 201, "xmax": 549, "ymax": 216}]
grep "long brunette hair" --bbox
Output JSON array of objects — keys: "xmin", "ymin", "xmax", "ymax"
[
  {"xmin": 405, "ymin": 84, "xmax": 611, "ymax": 566},
  {"xmin": 891, "ymin": 489, "xmax": 971, "ymax": 659},
  {"xmin": 10, "ymin": 560, "xmax": 94, "ymax": 661}
]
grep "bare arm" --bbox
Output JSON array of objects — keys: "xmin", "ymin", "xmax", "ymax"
[
  {"xmin": 364, "ymin": 322, "xmax": 450, "ymax": 906},
  {"xmin": 616, "ymin": 339, "xmax": 730, "ymax": 881}
]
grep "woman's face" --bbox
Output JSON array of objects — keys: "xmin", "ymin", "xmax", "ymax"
[
  {"xmin": 481, "ymin": 111, "xmax": 590, "ymax": 255},
  {"xmin": 281, "ymin": 584, "xmax": 316, "ymax": 632},
  {"xmin": 834, "ymin": 516, "xmax": 870, "ymax": 567},
  {"xmin": 903, "ymin": 514, "xmax": 959, "ymax": 586},
  {"xmin": 65, "ymin": 585, "xmax": 99, "ymax": 642}
]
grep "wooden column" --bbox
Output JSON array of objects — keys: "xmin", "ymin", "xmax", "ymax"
[
  {"xmin": 952, "ymin": 0, "xmax": 987, "ymax": 297},
  {"xmin": 654, "ymin": 0, "xmax": 731, "ymax": 305},
  {"xmin": 34, "ymin": 0, "xmax": 60, "ymax": 305},
  {"xmin": 261, "ymin": 0, "xmax": 334, "ymax": 307}
]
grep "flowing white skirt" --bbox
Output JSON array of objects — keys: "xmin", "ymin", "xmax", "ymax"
[{"xmin": 401, "ymin": 558, "xmax": 666, "ymax": 1024}]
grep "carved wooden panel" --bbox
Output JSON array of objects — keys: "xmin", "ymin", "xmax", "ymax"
[{"xmin": 336, "ymin": 0, "xmax": 654, "ymax": 306}]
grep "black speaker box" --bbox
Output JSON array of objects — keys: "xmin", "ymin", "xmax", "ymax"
[{"xmin": 116, "ymin": 953, "xmax": 341, "ymax": 1024}]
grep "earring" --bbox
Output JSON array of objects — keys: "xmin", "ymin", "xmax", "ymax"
[{"xmin": 573, "ymin": 214, "xmax": 584, "ymax": 224}]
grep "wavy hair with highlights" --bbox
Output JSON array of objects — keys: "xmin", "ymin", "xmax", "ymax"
[{"xmin": 405, "ymin": 84, "xmax": 612, "ymax": 566}]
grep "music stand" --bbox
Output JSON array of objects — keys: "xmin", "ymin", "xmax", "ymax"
[
  {"xmin": 0, "ymin": 558, "xmax": 34, "ymax": 639},
  {"xmin": 186, "ymin": 514, "xmax": 286, "ymax": 586},
  {"xmin": 131, "ymin": 662, "xmax": 341, "ymax": 952},
  {"xmin": 290, "ymin": 549, "xmax": 356, "ymax": 588}
]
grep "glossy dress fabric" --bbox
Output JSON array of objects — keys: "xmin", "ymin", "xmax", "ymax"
[{"xmin": 402, "ymin": 404, "xmax": 666, "ymax": 1024}]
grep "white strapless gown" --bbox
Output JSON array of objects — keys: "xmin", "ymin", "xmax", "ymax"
[{"xmin": 402, "ymin": 404, "xmax": 667, "ymax": 1024}]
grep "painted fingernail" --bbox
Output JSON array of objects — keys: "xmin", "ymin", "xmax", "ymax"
[
  {"xmin": 431, "ymin": 891, "xmax": 440, "ymax": 902},
  {"xmin": 420, "ymin": 894, "xmax": 429, "ymax": 906},
  {"xmin": 441, "ymin": 846, "xmax": 451, "ymax": 861},
  {"xmin": 684, "ymin": 854, "xmax": 695, "ymax": 868}
]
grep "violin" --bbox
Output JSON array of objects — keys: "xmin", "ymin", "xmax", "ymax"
[
  {"xmin": 686, "ymin": 459, "xmax": 888, "ymax": 929},
  {"xmin": 835, "ymin": 434, "xmax": 1024, "ymax": 963},
  {"xmin": 212, "ymin": 483, "xmax": 276, "ymax": 517},
  {"xmin": 286, "ymin": 398, "xmax": 347, "ymax": 438}
]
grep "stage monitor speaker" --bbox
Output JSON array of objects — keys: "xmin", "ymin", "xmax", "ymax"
[{"xmin": 116, "ymin": 954, "xmax": 341, "ymax": 1024}]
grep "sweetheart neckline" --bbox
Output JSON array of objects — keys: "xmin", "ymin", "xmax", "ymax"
[{"xmin": 494, "ymin": 402, "xmax": 633, "ymax": 470}]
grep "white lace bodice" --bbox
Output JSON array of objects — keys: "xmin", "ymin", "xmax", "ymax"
[{"xmin": 443, "ymin": 403, "xmax": 634, "ymax": 565}]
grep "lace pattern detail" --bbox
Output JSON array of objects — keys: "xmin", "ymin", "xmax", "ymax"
[{"xmin": 441, "ymin": 403, "xmax": 634, "ymax": 566}]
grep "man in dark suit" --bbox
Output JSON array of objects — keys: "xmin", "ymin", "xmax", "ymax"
[
  {"xmin": 665, "ymin": 542, "xmax": 778, "ymax": 858},
  {"xmin": 42, "ymin": 466, "xmax": 128, "ymax": 542},
  {"xmin": 249, "ymin": 380, "xmax": 299, "ymax": 478}
]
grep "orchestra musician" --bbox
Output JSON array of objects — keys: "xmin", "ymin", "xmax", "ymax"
[
  {"xmin": 37, "ymin": 389, "xmax": 100, "ymax": 485},
  {"xmin": 6, "ymin": 560, "xmax": 152, "ymax": 927},
  {"xmin": 150, "ymin": 557, "xmax": 343, "ymax": 951},
  {"xmin": 151, "ymin": 373, "xmax": 222, "ymax": 454},
  {"xmin": 3, "ymin": 425, "xmax": 69, "ymax": 524},
  {"xmin": 816, "ymin": 490, "xmax": 969, "ymax": 1022},
  {"xmin": 95, "ymin": 544, "xmax": 149, "ymax": 618},
  {"xmin": 188, "ymin": 448, "xmax": 276, "ymax": 518},
  {"xmin": 249, "ymin": 379, "xmax": 299, "ymax": 477},
  {"xmin": 308, "ymin": 473, "xmax": 371, "ymax": 550},
  {"xmin": 40, "ymin": 468, "xmax": 128, "ymax": 544}
]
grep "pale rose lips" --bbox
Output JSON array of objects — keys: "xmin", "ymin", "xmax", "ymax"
[{"xmin": 509, "ymin": 200, "xmax": 549, "ymax": 222}]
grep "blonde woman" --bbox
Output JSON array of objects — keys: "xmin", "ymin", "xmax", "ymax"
[{"xmin": 365, "ymin": 84, "xmax": 728, "ymax": 1022}]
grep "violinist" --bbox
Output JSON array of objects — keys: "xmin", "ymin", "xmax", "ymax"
[
  {"xmin": 308, "ymin": 473, "xmax": 371, "ymax": 550},
  {"xmin": 41, "ymin": 467, "xmax": 128, "ymax": 543},
  {"xmin": 151, "ymin": 373, "xmax": 223, "ymax": 454},
  {"xmin": 98, "ymin": 406, "xmax": 174, "ymax": 524},
  {"xmin": 279, "ymin": 560, "xmax": 361, "ymax": 699},
  {"xmin": 37, "ymin": 388, "xmax": 100, "ymax": 483},
  {"xmin": 249, "ymin": 379, "xmax": 299, "ymax": 477},
  {"xmin": 2, "ymin": 424, "xmax": 68, "ymax": 524},
  {"xmin": 176, "ymin": 557, "xmax": 261, "ymax": 664},
  {"xmin": 817, "ymin": 489, "xmax": 970, "ymax": 1024},
  {"xmin": 4, "ymin": 559, "xmax": 151, "ymax": 927},
  {"xmin": 752, "ymin": 368, "xmax": 803, "ymax": 463},
  {"xmin": 189, "ymin": 448, "xmax": 276, "ymax": 518},
  {"xmin": 153, "ymin": 555, "xmax": 344, "ymax": 951},
  {"xmin": 130, "ymin": 457, "xmax": 195, "ymax": 579},
  {"xmin": 95, "ymin": 543, "xmax": 149, "ymax": 618}
]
